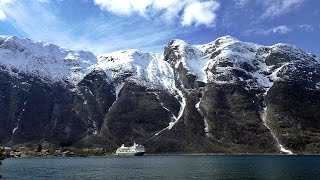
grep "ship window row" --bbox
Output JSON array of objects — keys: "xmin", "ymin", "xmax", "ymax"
[{"xmin": 119, "ymin": 149, "xmax": 131, "ymax": 152}]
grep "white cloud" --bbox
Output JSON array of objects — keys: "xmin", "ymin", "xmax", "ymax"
[
  {"xmin": 0, "ymin": 0, "xmax": 15, "ymax": 21},
  {"xmin": 262, "ymin": 0, "xmax": 305, "ymax": 18},
  {"xmin": 93, "ymin": 0, "xmax": 220, "ymax": 27},
  {"xmin": 152, "ymin": 0, "xmax": 186, "ymax": 22},
  {"xmin": 246, "ymin": 25, "xmax": 292, "ymax": 35},
  {"xmin": 299, "ymin": 24, "xmax": 315, "ymax": 32},
  {"xmin": 93, "ymin": 0, "xmax": 151, "ymax": 16},
  {"xmin": 0, "ymin": 9, "xmax": 6, "ymax": 21},
  {"xmin": 181, "ymin": 1, "xmax": 220, "ymax": 27}
]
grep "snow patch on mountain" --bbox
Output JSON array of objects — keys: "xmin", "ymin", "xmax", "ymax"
[
  {"xmin": 115, "ymin": 82, "xmax": 125, "ymax": 100},
  {"xmin": 169, "ymin": 84, "xmax": 186, "ymax": 129},
  {"xmin": 147, "ymin": 54, "xmax": 175, "ymax": 93},
  {"xmin": 153, "ymin": 83, "xmax": 186, "ymax": 136},
  {"xmin": 153, "ymin": 92, "xmax": 180, "ymax": 136},
  {"xmin": 195, "ymin": 99, "xmax": 210, "ymax": 137},
  {"xmin": 107, "ymin": 82, "xmax": 125, "ymax": 112},
  {"xmin": 12, "ymin": 99, "xmax": 27, "ymax": 134},
  {"xmin": 261, "ymin": 106, "xmax": 293, "ymax": 155}
]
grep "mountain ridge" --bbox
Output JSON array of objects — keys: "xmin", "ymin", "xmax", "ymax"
[{"xmin": 1, "ymin": 35, "xmax": 320, "ymax": 154}]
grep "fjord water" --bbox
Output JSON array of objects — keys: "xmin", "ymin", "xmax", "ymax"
[{"xmin": 1, "ymin": 155, "xmax": 320, "ymax": 179}]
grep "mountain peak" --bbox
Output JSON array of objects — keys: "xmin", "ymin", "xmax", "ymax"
[
  {"xmin": 167, "ymin": 39, "xmax": 188, "ymax": 47},
  {"xmin": 215, "ymin": 35, "xmax": 239, "ymax": 42}
]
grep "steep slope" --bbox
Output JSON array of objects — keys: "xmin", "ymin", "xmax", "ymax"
[{"xmin": 0, "ymin": 35, "xmax": 319, "ymax": 154}]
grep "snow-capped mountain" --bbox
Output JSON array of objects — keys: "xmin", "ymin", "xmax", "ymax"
[{"xmin": 0, "ymin": 35, "xmax": 320, "ymax": 154}]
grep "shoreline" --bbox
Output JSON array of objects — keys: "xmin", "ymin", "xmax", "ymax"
[{"xmin": 5, "ymin": 153, "xmax": 320, "ymax": 159}]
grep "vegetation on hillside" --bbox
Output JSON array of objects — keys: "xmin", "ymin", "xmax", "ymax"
[{"xmin": 0, "ymin": 148, "xmax": 5, "ymax": 178}]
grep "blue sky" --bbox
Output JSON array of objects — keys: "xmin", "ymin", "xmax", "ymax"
[{"xmin": 0, "ymin": 0, "xmax": 319, "ymax": 55}]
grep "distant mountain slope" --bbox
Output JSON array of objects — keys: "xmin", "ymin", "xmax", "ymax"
[{"xmin": 0, "ymin": 35, "xmax": 319, "ymax": 154}]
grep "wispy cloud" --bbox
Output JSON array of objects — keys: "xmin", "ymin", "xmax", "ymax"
[
  {"xmin": 246, "ymin": 24, "xmax": 318, "ymax": 36},
  {"xmin": 299, "ymin": 24, "xmax": 315, "ymax": 32},
  {"xmin": 232, "ymin": 0, "xmax": 306, "ymax": 19},
  {"xmin": 93, "ymin": 0, "xmax": 220, "ymax": 27},
  {"xmin": 35, "ymin": 0, "xmax": 64, "ymax": 2},
  {"xmin": 75, "ymin": 16, "xmax": 190, "ymax": 53},
  {"xmin": 0, "ymin": 0, "xmax": 190, "ymax": 54},
  {"xmin": 261, "ymin": 0, "xmax": 306, "ymax": 19},
  {"xmin": 0, "ymin": 9, "xmax": 6, "ymax": 21},
  {"xmin": 2, "ymin": 1, "xmax": 70, "ymax": 40},
  {"xmin": 0, "ymin": 0, "xmax": 14, "ymax": 3},
  {"xmin": 233, "ymin": 0, "xmax": 250, "ymax": 8},
  {"xmin": 245, "ymin": 25, "xmax": 292, "ymax": 35}
]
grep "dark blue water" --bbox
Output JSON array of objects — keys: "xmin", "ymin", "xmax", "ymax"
[{"xmin": 1, "ymin": 155, "xmax": 320, "ymax": 179}]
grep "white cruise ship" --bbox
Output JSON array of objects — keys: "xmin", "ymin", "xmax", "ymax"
[{"xmin": 115, "ymin": 142, "xmax": 145, "ymax": 156}]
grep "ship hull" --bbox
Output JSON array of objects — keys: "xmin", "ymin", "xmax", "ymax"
[
  {"xmin": 134, "ymin": 152, "xmax": 145, "ymax": 156},
  {"xmin": 115, "ymin": 152, "xmax": 145, "ymax": 156}
]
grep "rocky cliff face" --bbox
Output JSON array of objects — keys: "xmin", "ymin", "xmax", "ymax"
[{"xmin": 0, "ymin": 35, "xmax": 319, "ymax": 154}]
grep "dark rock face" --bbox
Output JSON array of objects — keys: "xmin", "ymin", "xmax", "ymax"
[
  {"xmin": 267, "ymin": 81, "xmax": 320, "ymax": 153},
  {"xmin": 200, "ymin": 83, "xmax": 277, "ymax": 152},
  {"xmin": 0, "ymin": 69, "xmax": 115, "ymax": 147},
  {"xmin": 263, "ymin": 46, "xmax": 320, "ymax": 153},
  {"xmin": 102, "ymin": 83, "xmax": 174, "ymax": 146}
]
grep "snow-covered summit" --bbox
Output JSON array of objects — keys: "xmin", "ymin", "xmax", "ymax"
[
  {"xmin": 97, "ymin": 49, "xmax": 156, "ymax": 84},
  {"xmin": 163, "ymin": 35, "xmax": 318, "ymax": 91},
  {"xmin": 97, "ymin": 49, "xmax": 174, "ymax": 90},
  {"xmin": 0, "ymin": 36, "xmax": 97, "ymax": 84}
]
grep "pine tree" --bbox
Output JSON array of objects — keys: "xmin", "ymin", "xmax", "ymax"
[{"xmin": 0, "ymin": 148, "xmax": 5, "ymax": 166}]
